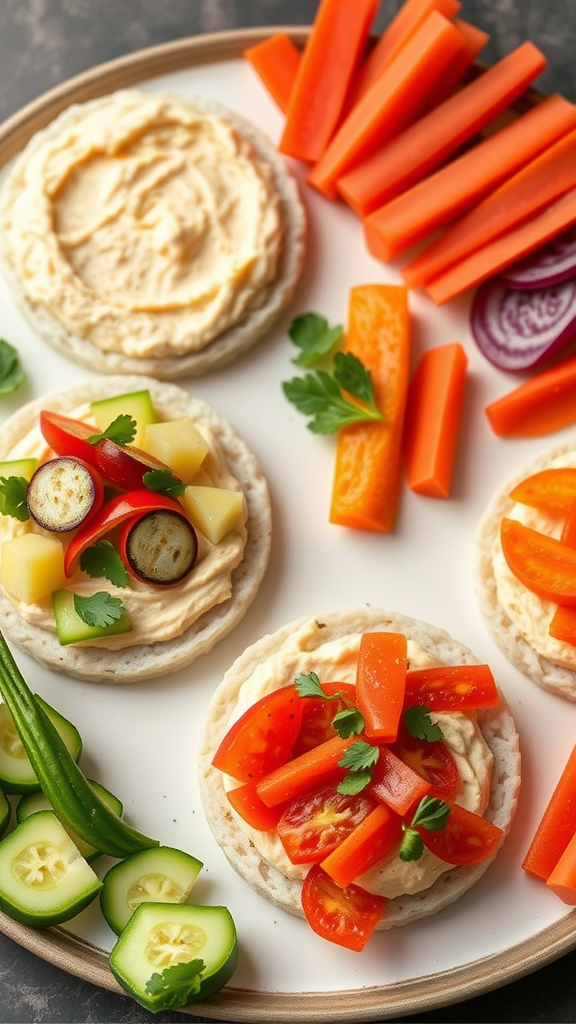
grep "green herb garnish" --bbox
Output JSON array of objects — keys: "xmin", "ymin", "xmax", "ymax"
[
  {"xmin": 0, "ymin": 339, "xmax": 26, "ymax": 395},
  {"xmin": 143, "ymin": 467, "xmax": 187, "ymax": 497},
  {"xmin": 337, "ymin": 740, "xmax": 380, "ymax": 795},
  {"xmin": 399, "ymin": 795, "xmax": 451, "ymax": 862},
  {"xmin": 79, "ymin": 541, "xmax": 129, "ymax": 587},
  {"xmin": 144, "ymin": 960, "xmax": 205, "ymax": 1009},
  {"xmin": 283, "ymin": 351, "xmax": 383, "ymax": 434},
  {"xmin": 294, "ymin": 672, "xmax": 365, "ymax": 738},
  {"xmin": 288, "ymin": 312, "xmax": 344, "ymax": 367},
  {"xmin": 404, "ymin": 704, "xmax": 444, "ymax": 742},
  {"xmin": 0, "ymin": 475, "xmax": 29, "ymax": 521},
  {"xmin": 73, "ymin": 591, "xmax": 126, "ymax": 628},
  {"xmin": 87, "ymin": 414, "xmax": 137, "ymax": 446}
]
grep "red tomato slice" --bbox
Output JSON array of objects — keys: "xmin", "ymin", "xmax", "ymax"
[
  {"xmin": 293, "ymin": 681, "xmax": 357, "ymax": 756},
  {"xmin": 404, "ymin": 664, "xmax": 500, "ymax": 711},
  {"xmin": 212, "ymin": 684, "xmax": 303, "ymax": 784},
  {"xmin": 301, "ymin": 864, "xmax": 385, "ymax": 952},
  {"xmin": 390, "ymin": 726, "xmax": 459, "ymax": 800},
  {"xmin": 276, "ymin": 785, "xmax": 376, "ymax": 865},
  {"xmin": 418, "ymin": 800, "xmax": 504, "ymax": 866},
  {"xmin": 367, "ymin": 744, "xmax": 431, "ymax": 816}
]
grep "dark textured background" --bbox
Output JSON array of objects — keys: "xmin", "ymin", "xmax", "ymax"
[{"xmin": 0, "ymin": 2, "xmax": 575, "ymax": 1022}]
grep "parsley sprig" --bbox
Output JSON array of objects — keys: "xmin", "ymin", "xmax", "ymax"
[
  {"xmin": 87, "ymin": 414, "xmax": 137, "ymax": 446},
  {"xmin": 399, "ymin": 795, "xmax": 451, "ymax": 862},
  {"xmin": 0, "ymin": 475, "xmax": 29, "ymax": 521},
  {"xmin": 288, "ymin": 312, "xmax": 344, "ymax": 367},
  {"xmin": 404, "ymin": 704, "xmax": 444, "ymax": 742},
  {"xmin": 143, "ymin": 467, "xmax": 187, "ymax": 497},
  {"xmin": 73, "ymin": 591, "xmax": 126, "ymax": 628},
  {"xmin": 0, "ymin": 338, "xmax": 26, "ymax": 395},
  {"xmin": 79, "ymin": 541, "xmax": 129, "ymax": 587},
  {"xmin": 144, "ymin": 959, "xmax": 205, "ymax": 1010}
]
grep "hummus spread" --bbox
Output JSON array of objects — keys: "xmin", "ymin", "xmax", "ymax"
[
  {"xmin": 222, "ymin": 623, "xmax": 494, "ymax": 900},
  {"xmin": 0, "ymin": 403, "xmax": 247, "ymax": 649},
  {"xmin": 3, "ymin": 91, "xmax": 283, "ymax": 360},
  {"xmin": 492, "ymin": 450, "xmax": 576, "ymax": 671}
]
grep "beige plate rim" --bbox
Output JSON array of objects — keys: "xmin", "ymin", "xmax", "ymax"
[{"xmin": 0, "ymin": 25, "xmax": 569, "ymax": 1022}]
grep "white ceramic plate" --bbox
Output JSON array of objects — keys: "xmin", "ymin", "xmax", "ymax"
[{"xmin": 0, "ymin": 28, "xmax": 575, "ymax": 1023}]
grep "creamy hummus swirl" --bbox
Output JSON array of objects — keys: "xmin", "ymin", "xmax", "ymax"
[
  {"xmin": 0, "ymin": 402, "xmax": 247, "ymax": 649},
  {"xmin": 2, "ymin": 91, "xmax": 283, "ymax": 360}
]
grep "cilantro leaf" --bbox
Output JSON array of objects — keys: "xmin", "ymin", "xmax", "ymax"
[
  {"xmin": 331, "ymin": 706, "xmax": 365, "ymax": 738},
  {"xmin": 73, "ymin": 591, "xmax": 126, "ymax": 627},
  {"xmin": 399, "ymin": 795, "xmax": 451, "ymax": 861},
  {"xmin": 404, "ymin": 705, "xmax": 444, "ymax": 742},
  {"xmin": 143, "ymin": 468, "xmax": 187, "ymax": 497},
  {"xmin": 0, "ymin": 339, "xmax": 26, "ymax": 395},
  {"xmin": 294, "ymin": 672, "xmax": 364, "ymax": 738},
  {"xmin": 144, "ymin": 959, "xmax": 205, "ymax": 1010},
  {"xmin": 87, "ymin": 414, "xmax": 137, "ymax": 446},
  {"xmin": 0, "ymin": 475, "xmax": 29, "ymax": 521},
  {"xmin": 79, "ymin": 541, "xmax": 129, "ymax": 587},
  {"xmin": 282, "ymin": 352, "xmax": 382, "ymax": 434},
  {"xmin": 294, "ymin": 671, "xmax": 325, "ymax": 698},
  {"xmin": 289, "ymin": 312, "xmax": 343, "ymax": 367},
  {"xmin": 338, "ymin": 740, "xmax": 380, "ymax": 774}
]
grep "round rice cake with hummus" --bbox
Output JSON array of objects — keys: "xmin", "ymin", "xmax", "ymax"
[
  {"xmin": 198, "ymin": 609, "xmax": 520, "ymax": 932},
  {"xmin": 475, "ymin": 441, "xmax": 576, "ymax": 701},
  {"xmin": 0, "ymin": 89, "xmax": 306, "ymax": 379},
  {"xmin": 0, "ymin": 375, "xmax": 271, "ymax": 683}
]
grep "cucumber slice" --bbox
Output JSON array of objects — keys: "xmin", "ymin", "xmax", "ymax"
[
  {"xmin": 0, "ymin": 809, "xmax": 102, "ymax": 926},
  {"xmin": 0, "ymin": 786, "xmax": 10, "ymax": 836},
  {"xmin": 90, "ymin": 390, "xmax": 157, "ymax": 448},
  {"xmin": 52, "ymin": 588, "xmax": 132, "ymax": 645},
  {"xmin": 100, "ymin": 845, "xmax": 203, "ymax": 934},
  {"xmin": 0, "ymin": 458, "xmax": 38, "ymax": 482},
  {"xmin": 17, "ymin": 778, "xmax": 123, "ymax": 862},
  {"xmin": 0, "ymin": 695, "xmax": 82, "ymax": 793},
  {"xmin": 109, "ymin": 902, "xmax": 237, "ymax": 1011}
]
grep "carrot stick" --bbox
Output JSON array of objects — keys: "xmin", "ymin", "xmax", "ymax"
[
  {"xmin": 424, "ymin": 187, "xmax": 576, "ymax": 305},
  {"xmin": 256, "ymin": 735, "xmax": 356, "ymax": 808},
  {"xmin": 485, "ymin": 350, "xmax": 576, "ymax": 439},
  {"xmin": 546, "ymin": 831, "xmax": 576, "ymax": 904},
  {"xmin": 348, "ymin": 0, "xmax": 462, "ymax": 105},
  {"xmin": 356, "ymin": 631, "xmax": 407, "ymax": 741},
  {"xmin": 417, "ymin": 19, "xmax": 489, "ymax": 113},
  {"xmin": 363, "ymin": 93, "xmax": 576, "ymax": 260},
  {"xmin": 329, "ymin": 284, "xmax": 411, "ymax": 532},
  {"xmin": 307, "ymin": 11, "xmax": 466, "ymax": 199},
  {"xmin": 403, "ymin": 342, "xmax": 467, "ymax": 498},
  {"xmin": 523, "ymin": 743, "xmax": 576, "ymax": 881},
  {"xmin": 320, "ymin": 803, "xmax": 402, "ymax": 888},
  {"xmin": 404, "ymin": 126, "xmax": 576, "ymax": 290},
  {"xmin": 278, "ymin": 0, "xmax": 380, "ymax": 163},
  {"xmin": 336, "ymin": 41, "xmax": 547, "ymax": 217},
  {"xmin": 244, "ymin": 33, "xmax": 301, "ymax": 114}
]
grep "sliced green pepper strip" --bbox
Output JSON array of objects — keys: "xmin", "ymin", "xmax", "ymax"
[{"xmin": 0, "ymin": 630, "xmax": 158, "ymax": 858}]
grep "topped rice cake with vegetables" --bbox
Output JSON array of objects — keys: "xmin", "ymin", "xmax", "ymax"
[
  {"xmin": 0, "ymin": 90, "xmax": 306, "ymax": 379},
  {"xmin": 198, "ymin": 609, "xmax": 520, "ymax": 951},
  {"xmin": 475, "ymin": 441, "xmax": 576, "ymax": 701},
  {"xmin": 0, "ymin": 375, "xmax": 271, "ymax": 683}
]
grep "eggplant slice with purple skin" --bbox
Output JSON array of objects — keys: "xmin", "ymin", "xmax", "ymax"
[
  {"xmin": 119, "ymin": 509, "xmax": 198, "ymax": 586},
  {"xmin": 26, "ymin": 457, "xmax": 104, "ymax": 531}
]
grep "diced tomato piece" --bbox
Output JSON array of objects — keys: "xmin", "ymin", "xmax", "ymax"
[
  {"xmin": 356, "ymin": 632, "xmax": 407, "ymax": 741},
  {"xmin": 404, "ymin": 664, "xmax": 500, "ymax": 711},
  {"xmin": 276, "ymin": 785, "xmax": 376, "ymax": 865},
  {"xmin": 256, "ymin": 734, "xmax": 355, "ymax": 808},
  {"xmin": 390, "ymin": 725, "xmax": 459, "ymax": 800},
  {"xmin": 321, "ymin": 803, "xmax": 402, "ymax": 888},
  {"xmin": 226, "ymin": 781, "xmax": 286, "ymax": 831},
  {"xmin": 301, "ymin": 864, "xmax": 385, "ymax": 952},
  {"xmin": 367, "ymin": 744, "xmax": 431, "ymax": 816},
  {"xmin": 212, "ymin": 684, "xmax": 303, "ymax": 784},
  {"xmin": 293, "ymin": 681, "xmax": 357, "ymax": 756},
  {"xmin": 418, "ymin": 800, "xmax": 504, "ymax": 866}
]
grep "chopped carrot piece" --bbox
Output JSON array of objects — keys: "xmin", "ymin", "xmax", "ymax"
[
  {"xmin": 244, "ymin": 33, "xmax": 301, "ymax": 113},
  {"xmin": 363, "ymin": 93, "xmax": 576, "ymax": 260},
  {"xmin": 256, "ymin": 735, "xmax": 356, "ymax": 808},
  {"xmin": 329, "ymin": 284, "xmax": 411, "ymax": 533},
  {"xmin": 336, "ymin": 40, "xmax": 547, "ymax": 217},
  {"xmin": 546, "ymin": 831, "xmax": 576, "ymax": 904},
  {"xmin": 485, "ymin": 350, "xmax": 576, "ymax": 438},
  {"xmin": 417, "ymin": 19, "xmax": 489, "ymax": 113},
  {"xmin": 403, "ymin": 342, "xmax": 467, "ymax": 498},
  {"xmin": 308, "ymin": 11, "xmax": 465, "ymax": 198},
  {"xmin": 523, "ymin": 744, "xmax": 576, "ymax": 881},
  {"xmin": 424, "ymin": 187, "xmax": 576, "ymax": 305},
  {"xmin": 405, "ymin": 126, "xmax": 576, "ymax": 290},
  {"xmin": 278, "ymin": 0, "xmax": 380, "ymax": 163},
  {"xmin": 356, "ymin": 632, "xmax": 407, "ymax": 741},
  {"xmin": 320, "ymin": 803, "xmax": 402, "ymax": 888}
]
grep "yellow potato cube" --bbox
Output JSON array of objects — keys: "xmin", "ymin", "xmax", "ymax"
[
  {"xmin": 142, "ymin": 420, "xmax": 210, "ymax": 483},
  {"xmin": 0, "ymin": 534, "xmax": 66, "ymax": 604},
  {"xmin": 182, "ymin": 486, "xmax": 244, "ymax": 544}
]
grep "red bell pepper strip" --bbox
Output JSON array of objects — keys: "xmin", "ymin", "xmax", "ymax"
[
  {"xmin": 367, "ymin": 744, "xmax": 431, "ymax": 816},
  {"xmin": 404, "ymin": 663, "xmax": 500, "ymax": 711}
]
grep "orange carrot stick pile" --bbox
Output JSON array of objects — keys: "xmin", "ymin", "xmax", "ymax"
[{"xmin": 244, "ymin": 33, "xmax": 301, "ymax": 114}]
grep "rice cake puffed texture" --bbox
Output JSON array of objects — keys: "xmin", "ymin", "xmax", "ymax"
[
  {"xmin": 0, "ymin": 90, "xmax": 306, "ymax": 379},
  {"xmin": 198, "ymin": 608, "xmax": 520, "ymax": 929},
  {"xmin": 0, "ymin": 375, "xmax": 271, "ymax": 683}
]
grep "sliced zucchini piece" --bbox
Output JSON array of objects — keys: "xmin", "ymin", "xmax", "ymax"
[
  {"xmin": 0, "ymin": 458, "xmax": 38, "ymax": 482},
  {"xmin": 0, "ymin": 809, "xmax": 102, "ymax": 926},
  {"xmin": 109, "ymin": 902, "xmax": 237, "ymax": 1011},
  {"xmin": 0, "ymin": 695, "xmax": 82, "ymax": 793},
  {"xmin": 52, "ymin": 588, "xmax": 132, "ymax": 645},
  {"xmin": 0, "ymin": 786, "xmax": 10, "ymax": 836},
  {"xmin": 100, "ymin": 845, "xmax": 203, "ymax": 935},
  {"xmin": 90, "ymin": 390, "xmax": 157, "ymax": 448},
  {"xmin": 17, "ymin": 778, "xmax": 123, "ymax": 862}
]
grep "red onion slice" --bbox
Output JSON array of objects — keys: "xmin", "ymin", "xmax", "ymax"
[
  {"xmin": 470, "ymin": 277, "xmax": 576, "ymax": 372},
  {"xmin": 500, "ymin": 226, "xmax": 576, "ymax": 290}
]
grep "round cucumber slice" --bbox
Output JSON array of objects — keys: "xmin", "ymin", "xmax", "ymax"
[
  {"xmin": 109, "ymin": 902, "xmax": 237, "ymax": 1011},
  {"xmin": 0, "ymin": 696, "xmax": 82, "ymax": 793},
  {"xmin": 0, "ymin": 809, "xmax": 102, "ymax": 926},
  {"xmin": 100, "ymin": 845, "xmax": 203, "ymax": 934},
  {"xmin": 16, "ymin": 778, "xmax": 123, "ymax": 862}
]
